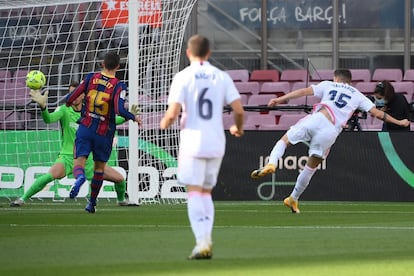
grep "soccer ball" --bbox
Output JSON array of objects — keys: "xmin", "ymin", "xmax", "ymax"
[{"xmin": 26, "ymin": 70, "xmax": 46, "ymax": 90}]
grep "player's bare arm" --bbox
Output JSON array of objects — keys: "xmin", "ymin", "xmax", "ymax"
[
  {"xmin": 369, "ymin": 107, "xmax": 410, "ymax": 127},
  {"xmin": 160, "ymin": 102, "xmax": 181, "ymax": 129},
  {"xmin": 229, "ymin": 99, "xmax": 244, "ymax": 137},
  {"xmin": 268, "ymin": 87, "xmax": 313, "ymax": 106}
]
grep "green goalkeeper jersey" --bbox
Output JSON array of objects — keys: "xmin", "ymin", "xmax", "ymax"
[{"xmin": 41, "ymin": 105, "xmax": 126, "ymax": 156}]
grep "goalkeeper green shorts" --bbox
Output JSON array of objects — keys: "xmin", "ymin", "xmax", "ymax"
[{"xmin": 55, "ymin": 154, "xmax": 94, "ymax": 180}]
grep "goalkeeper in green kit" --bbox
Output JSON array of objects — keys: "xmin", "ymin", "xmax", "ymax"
[{"xmin": 10, "ymin": 82, "xmax": 138, "ymax": 207}]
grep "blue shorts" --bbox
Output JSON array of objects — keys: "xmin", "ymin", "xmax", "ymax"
[{"xmin": 74, "ymin": 124, "xmax": 114, "ymax": 162}]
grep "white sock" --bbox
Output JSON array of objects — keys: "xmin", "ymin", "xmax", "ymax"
[
  {"xmin": 268, "ymin": 140, "xmax": 287, "ymax": 165},
  {"xmin": 291, "ymin": 165, "xmax": 317, "ymax": 200},
  {"xmin": 202, "ymin": 193, "xmax": 214, "ymax": 245},
  {"xmin": 187, "ymin": 191, "xmax": 206, "ymax": 244}
]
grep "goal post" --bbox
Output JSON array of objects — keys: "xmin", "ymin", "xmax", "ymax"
[{"xmin": 0, "ymin": 0, "xmax": 198, "ymax": 204}]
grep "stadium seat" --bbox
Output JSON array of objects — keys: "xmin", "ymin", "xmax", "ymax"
[
  {"xmin": 259, "ymin": 82, "xmax": 290, "ymax": 98},
  {"xmin": 279, "ymin": 113, "xmax": 307, "ymax": 124},
  {"xmin": 117, "ymin": 110, "xmax": 165, "ymax": 130},
  {"xmin": 138, "ymin": 94, "xmax": 154, "ymax": 103},
  {"xmin": 247, "ymin": 94, "xmax": 275, "ymax": 107},
  {"xmin": 249, "ymin": 69, "xmax": 280, "ymax": 83},
  {"xmin": 156, "ymin": 94, "xmax": 169, "ymax": 104},
  {"xmin": 280, "ymin": 69, "xmax": 308, "ymax": 82},
  {"xmin": 271, "ymin": 113, "xmax": 307, "ymax": 130},
  {"xmin": 287, "ymin": 95, "xmax": 320, "ymax": 106},
  {"xmin": 311, "ymin": 69, "xmax": 334, "ymax": 81},
  {"xmin": 372, "ymin": 69, "xmax": 403, "ymax": 82},
  {"xmin": 136, "ymin": 94, "xmax": 155, "ymax": 112},
  {"xmin": 350, "ymin": 69, "xmax": 371, "ymax": 83},
  {"xmin": 0, "ymin": 110, "xmax": 30, "ymax": 130},
  {"xmin": 403, "ymin": 69, "xmax": 414, "ymax": 81},
  {"xmin": 290, "ymin": 81, "xmax": 316, "ymax": 91},
  {"xmin": 234, "ymin": 81, "xmax": 260, "ymax": 96},
  {"xmin": 244, "ymin": 114, "xmax": 276, "ymax": 130},
  {"xmin": 13, "ymin": 69, "xmax": 30, "ymax": 84},
  {"xmin": 391, "ymin": 81, "xmax": 413, "ymax": 102},
  {"xmin": 362, "ymin": 116, "xmax": 383, "ymax": 131},
  {"xmin": 355, "ymin": 82, "xmax": 377, "ymax": 95},
  {"xmin": 226, "ymin": 69, "xmax": 249, "ymax": 82},
  {"xmin": 0, "ymin": 70, "xmax": 12, "ymax": 82},
  {"xmin": 239, "ymin": 94, "xmax": 248, "ymax": 105},
  {"xmin": 140, "ymin": 112, "xmax": 166, "ymax": 130},
  {"xmin": 0, "ymin": 82, "xmax": 31, "ymax": 109}
]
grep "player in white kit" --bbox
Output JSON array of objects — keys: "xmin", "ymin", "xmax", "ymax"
[
  {"xmin": 251, "ymin": 69, "xmax": 410, "ymax": 213},
  {"xmin": 160, "ymin": 34, "xmax": 244, "ymax": 259}
]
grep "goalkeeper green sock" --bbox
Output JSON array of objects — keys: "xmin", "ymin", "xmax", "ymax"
[
  {"xmin": 114, "ymin": 179, "xmax": 126, "ymax": 201},
  {"xmin": 21, "ymin": 173, "xmax": 55, "ymax": 201}
]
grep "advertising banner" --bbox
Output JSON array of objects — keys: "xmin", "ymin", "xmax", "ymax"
[
  {"xmin": 1, "ymin": 130, "xmax": 413, "ymax": 201},
  {"xmin": 0, "ymin": 130, "xmax": 119, "ymax": 199},
  {"xmin": 208, "ymin": 0, "xmax": 408, "ymax": 30},
  {"xmin": 101, "ymin": 0, "xmax": 163, "ymax": 28},
  {"xmin": 216, "ymin": 131, "xmax": 414, "ymax": 201}
]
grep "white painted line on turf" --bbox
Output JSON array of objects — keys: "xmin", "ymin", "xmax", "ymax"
[
  {"xmin": 2, "ymin": 224, "xmax": 414, "ymax": 230},
  {"xmin": 217, "ymin": 210, "xmax": 414, "ymax": 214},
  {"xmin": 3, "ymin": 207, "xmax": 414, "ymax": 215}
]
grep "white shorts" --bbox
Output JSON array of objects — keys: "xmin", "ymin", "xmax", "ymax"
[
  {"xmin": 286, "ymin": 112, "xmax": 340, "ymax": 159},
  {"xmin": 177, "ymin": 155, "xmax": 223, "ymax": 189}
]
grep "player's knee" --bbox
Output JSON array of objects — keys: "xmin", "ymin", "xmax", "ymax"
[
  {"xmin": 108, "ymin": 169, "xmax": 124, "ymax": 183},
  {"xmin": 113, "ymin": 174, "xmax": 124, "ymax": 183}
]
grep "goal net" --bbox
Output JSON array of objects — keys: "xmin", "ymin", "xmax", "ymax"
[{"xmin": 0, "ymin": 0, "xmax": 198, "ymax": 204}]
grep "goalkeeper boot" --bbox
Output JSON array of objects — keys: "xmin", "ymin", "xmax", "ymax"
[
  {"xmin": 250, "ymin": 164, "xmax": 276, "ymax": 179},
  {"xmin": 117, "ymin": 192, "xmax": 140, "ymax": 206},
  {"xmin": 118, "ymin": 200, "xmax": 140, "ymax": 206},
  {"xmin": 283, "ymin": 196, "xmax": 300, "ymax": 214},
  {"xmin": 10, "ymin": 198, "xmax": 25, "ymax": 207},
  {"xmin": 85, "ymin": 201, "xmax": 96, "ymax": 213},
  {"xmin": 187, "ymin": 241, "xmax": 212, "ymax": 260},
  {"xmin": 69, "ymin": 175, "xmax": 86, "ymax": 199}
]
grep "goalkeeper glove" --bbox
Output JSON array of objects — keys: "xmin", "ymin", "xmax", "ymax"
[
  {"xmin": 30, "ymin": 89, "xmax": 48, "ymax": 110},
  {"xmin": 129, "ymin": 104, "xmax": 142, "ymax": 125},
  {"xmin": 130, "ymin": 104, "xmax": 140, "ymax": 115}
]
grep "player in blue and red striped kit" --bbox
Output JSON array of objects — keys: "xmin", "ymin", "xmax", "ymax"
[{"xmin": 66, "ymin": 52, "xmax": 141, "ymax": 213}]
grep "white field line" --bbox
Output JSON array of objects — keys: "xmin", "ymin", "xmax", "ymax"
[
  {"xmin": 2, "ymin": 224, "xmax": 414, "ymax": 231},
  {"xmin": 2, "ymin": 207, "xmax": 414, "ymax": 215}
]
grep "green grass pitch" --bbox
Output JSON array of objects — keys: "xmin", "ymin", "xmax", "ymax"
[{"xmin": 1, "ymin": 199, "xmax": 414, "ymax": 275}]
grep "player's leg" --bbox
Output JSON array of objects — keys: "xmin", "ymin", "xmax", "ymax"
[
  {"xmin": 251, "ymin": 113, "xmax": 314, "ymax": 179},
  {"xmin": 85, "ymin": 160, "xmax": 105, "ymax": 213},
  {"xmin": 201, "ymin": 188, "xmax": 214, "ymax": 246},
  {"xmin": 179, "ymin": 156, "xmax": 212, "ymax": 260},
  {"xmin": 69, "ymin": 156, "xmax": 87, "ymax": 198},
  {"xmin": 70, "ymin": 126, "xmax": 91, "ymax": 198},
  {"xmin": 284, "ymin": 155, "xmax": 321, "ymax": 214},
  {"xmin": 85, "ymin": 136, "xmax": 112, "ymax": 213},
  {"xmin": 199, "ymin": 157, "xmax": 222, "ymax": 254},
  {"xmin": 251, "ymin": 134, "xmax": 290, "ymax": 178},
  {"xmin": 10, "ymin": 158, "xmax": 66, "ymax": 207},
  {"xmin": 187, "ymin": 185, "xmax": 212, "ymax": 260},
  {"xmin": 284, "ymin": 118, "xmax": 338, "ymax": 213},
  {"xmin": 103, "ymin": 165, "xmax": 136, "ymax": 206},
  {"xmin": 292, "ymin": 155, "xmax": 322, "ymax": 200}
]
